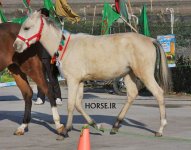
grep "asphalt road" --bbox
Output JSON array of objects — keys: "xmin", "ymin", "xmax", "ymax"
[{"xmin": 0, "ymin": 85, "xmax": 191, "ymax": 150}]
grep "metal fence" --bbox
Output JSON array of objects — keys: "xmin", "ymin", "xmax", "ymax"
[
  {"xmin": 1, "ymin": 1, "xmax": 191, "ymax": 61},
  {"xmin": 1, "ymin": 1, "xmax": 191, "ymax": 92}
]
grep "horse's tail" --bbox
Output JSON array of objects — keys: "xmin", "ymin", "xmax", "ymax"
[{"xmin": 152, "ymin": 39, "xmax": 172, "ymax": 94}]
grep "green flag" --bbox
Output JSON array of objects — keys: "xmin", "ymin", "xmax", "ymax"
[
  {"xmin": 120, "ymin": 0, "xmax": 128, "ymax": 21},
  {"xmin": 0, "ymin": 8, "xmax": 7, "ymax": 23},
  {"xmin": 11, "ymin": 16, "xmax": 28, "ymax": 24},
  {"xmin": 101, "ymin": 3, "xmax": 120, "ymax": 35},
  {"xmin": 44, "ymin": 0, "xmax": 63, "ymax": 28},
  {"xmin": 22, "ymin": 0, "xmax": 32, "ymax": 13},
  {"xmin": 23, "ymin": 0, "xmax": 31, "ymax": 7},
  {"xmin": 139, "ymin": 5, "xmax": 150, "ymax": 36},
  {"xmin": 44, "ymin": 0, "xmax": 54, "ymax": 11}
]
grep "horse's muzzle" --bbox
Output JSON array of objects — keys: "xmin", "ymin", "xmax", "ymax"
[{"xmin": 13, "ymin": 40, "xmax": 23, "ymax": 53}]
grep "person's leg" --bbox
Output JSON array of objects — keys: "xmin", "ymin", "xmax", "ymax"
[
  {"xmin": 35, "ymin": 60, "xmax": 46, "ymax": 104},
  {"xmin": 37, "ymin": 83, "xmax": 46, "ymax": 99},
  {"xmin": 35, "ymin": 86, "xmax": 45, "ymax": 104},
  {"xmin": 51, "ymin": 64, "xmax": 62, "ymax": 100},
  {"xmin": 44, "ymin": 59, "xmax": 62, "ymax": 105}
]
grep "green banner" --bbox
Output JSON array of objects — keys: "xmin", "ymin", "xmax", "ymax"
[
  {"xmin": 0, "ymin": 8, "xmax": 7, "ymax": 23},
  {"xmin": 22, "ymin": 0, "xmax": 32, "ymax": 13},
  {"xmin": 139, "ymin": 5, "xmax": 150, "ymax": 36},
  {"xmin": 23, "ymin": 0, "xmax": 31, "ymax": 7},
  {"xmin": 44, "ymin": 0, "xmax": 54, "ymax": 11},
  {"xmin": 101, "ymin": 3, "xmax": 120, "ymax": 35},
  {"xmin": 11, "ymin": 16, "xmax": 28, "ymax": 24},
  {"xmin": 120, "ymin": 0, "xmax": 128, "ymax": 21}
]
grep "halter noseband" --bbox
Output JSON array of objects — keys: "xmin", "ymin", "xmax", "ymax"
[{"xmin": 17, "ymin": 16, "xmax": 44, "ymax": 48}]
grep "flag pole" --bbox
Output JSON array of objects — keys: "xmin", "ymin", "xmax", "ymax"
[
  {"xmin": 52, "ymin": 6, "xmax": 65, "ymax": 30},
  {"xmin": 127, "ymin": 0, "xmax": 137, "ymax": 30},
  {"xmin": 166, "ymin": 8, "xmax": 174, "ymax": 34},
  {"xmin": 150, "ymin": 0, "xmax": 153, "ymax": 12},
  {"xmin": 120, "ymin": 16, "xmax": 138, "ymax": 33},
  {"xmin": 91, "ymin": 5, "xmax": 97, "ymax": 34},
  {"xmin": 83, "ymin": 7, "xmax": 87, "ymax": 24}
]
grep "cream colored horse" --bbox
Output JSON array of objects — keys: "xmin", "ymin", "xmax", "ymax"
[{"xmin": 14, "ymin": 11, "xmax": 170, "ymax": 137}]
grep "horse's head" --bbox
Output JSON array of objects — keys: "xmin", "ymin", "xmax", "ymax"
[{"xmin": 14, "ymin": 11, "xmax": 44, "ymax": 53}]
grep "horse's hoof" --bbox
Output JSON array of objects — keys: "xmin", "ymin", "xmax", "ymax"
[
  {"xmin": 57, "ymin": 124, "xmax": 65, "ymax": 134},
  {"xmin": 14, "ymin": 129, "xmax": 24, "ymax": 136},
  {"xmin": 97, "ymin": 124, "xmax": 104, "ymax": 132},
  {"xmin": 110, "ymin": 128, "xmax": 118, "ymax": 135},
  {"xmin": 67, "ymin": 127, "xmax": 72, "ymax": 132},
  {"xmin": 64, "ymin": 132, "xmax": 69, "ymax": 138},
  {"xmin": 89, "ymin": 121, "xmax": 97, "ymax": 128},
  {"xmin": 110, "ymin": 130, "xmax": 117, "ymax": 135},
  {"xmin": 155, "ymin": 132, "xmax": 163, "ymax": 137},
  {"xmin": 89, "ymin": 122, "xmax": 104, "ymax": 132},
  {"xmin": 62, "ymin": 129, "xmax": 70, "ymax": 138},
  {"xmin": 100, "ymin": 128, "xmax": 104, "ymax": 133},
  {"xmin": 56, "ymin": 135, "xmax": 64, "ymax": 141}
]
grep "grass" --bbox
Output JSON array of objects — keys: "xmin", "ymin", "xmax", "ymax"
[
  {"xmin": 0, "ymin": 75, "xmax": 14, "ymax": 83},
  {"xmin": 0, "ymin": 71, "xmax": 14, "ymax": 83}
]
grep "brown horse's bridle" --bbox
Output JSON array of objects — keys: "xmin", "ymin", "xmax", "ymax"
[{"xmin": 17, "ymin": 16, "xmax": 44, "ymax": 48}]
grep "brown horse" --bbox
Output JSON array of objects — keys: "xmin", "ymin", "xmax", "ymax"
[{"xmin": 0, "ymin": 22, "xmax": 64, "ymax": 135}]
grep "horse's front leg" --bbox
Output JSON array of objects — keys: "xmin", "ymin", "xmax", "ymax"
[
  {"xmin": 21, "ymin": 60, "xmax": 64, "ymax": 135},
  {"xmin": 9, "ymin": 65, "xmax": 32, "ymax": 135},
  {"xmin": 46, "ymin": 84, "xmax": 64, "ymax": 134},
  {"xmin": 31, "ymin": 74, "xmax": 64, "ymax": 134},
  {"xmin": 75, "ymin": 82, "xmax": 103, "ymax": 132},
  {"xmin": 63, "ymin": 79, "xmax": 79, "ymax": 136}
]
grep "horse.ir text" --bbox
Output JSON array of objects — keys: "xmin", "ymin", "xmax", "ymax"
[{"xmin": 85, "ymin": 102, "xmax": 116, "ymax": 109}]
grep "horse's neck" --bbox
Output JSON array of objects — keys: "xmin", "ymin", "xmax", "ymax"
[
  {"xmin": 41, "ymin": 22, "xmax": 62, "ymax": 57},
  {"xmin": 63, "ymin": 31, "xmax": 71, "ymax": 40}
]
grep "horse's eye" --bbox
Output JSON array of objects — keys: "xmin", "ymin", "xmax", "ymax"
[{"xmin": 24, "ymin": 27, "xmax": 30, "ymax": 31}]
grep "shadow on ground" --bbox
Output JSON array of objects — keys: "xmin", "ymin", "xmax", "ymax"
[
  {"xmin": 0, "ymin": 110, "xmax": 156, "ymax": 135},
  {"xmin": 0, "ymin": 95, "xmax": 21, "ymax": 101}
]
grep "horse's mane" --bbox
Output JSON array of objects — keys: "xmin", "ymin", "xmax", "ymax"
[{"xmin": 43, "ymin": 17, "xmax": 60, "ymax": 32}]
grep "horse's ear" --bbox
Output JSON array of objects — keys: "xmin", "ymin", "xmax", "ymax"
[
  {"xmin": 33, "ymin": 10, "xmax": 38, "ymax": 15},
  {"xmin": 28, "ymin": 9, "xmax": 33, "ymax": 15},
  {"xmin": 31, "ymin": 10, "xmax": 41, "ymax": 19}
]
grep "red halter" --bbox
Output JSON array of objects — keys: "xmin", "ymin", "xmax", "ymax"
[{"xmin": 17, "ymin": 16, "xmax": 44, "ymax": 48}]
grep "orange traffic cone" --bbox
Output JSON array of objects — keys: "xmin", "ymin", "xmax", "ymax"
[{"xmin": 77, "ymin": 125, "xmax": 91, "ymax": 150}]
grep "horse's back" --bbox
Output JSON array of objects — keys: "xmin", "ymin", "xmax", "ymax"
[
  {"xmin": 65, "ymin": 32, "xmax": 157, "ymax": 80},
  {"xmin": 0, "ymin": 22, "xmax": 21, "ymax": 35},
  {"xmin": 0, "ymin": 23, "xmax": 21, "ymax": 70},
  {"xmin": 73, "ymin": 32, "xmax": 153, "ymax": 53},
  {"xmin": 70, "ymin": 32, "xmax": 155, "ymax": 64}
]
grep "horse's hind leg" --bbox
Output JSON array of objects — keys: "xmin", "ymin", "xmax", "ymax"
[
  {"xmin": 141, "ymin": 75, "xmax": 167, "ymax": 137},
  {"xmin": 8, "ymin": 65, "xmax": 32, "ymax": 135},
  {"xmin": 111, "ymin": 73, "xmax": 138, "ymax": 134}
]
